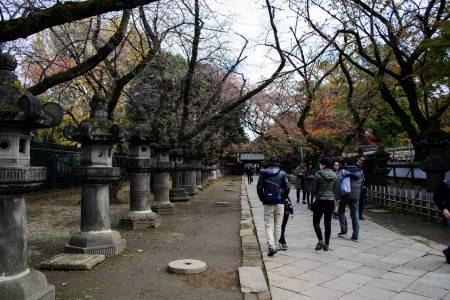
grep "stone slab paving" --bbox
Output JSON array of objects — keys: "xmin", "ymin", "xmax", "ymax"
[{"xmin": 244, "ymin": 178, "xmax": 450, "ymax": 300}]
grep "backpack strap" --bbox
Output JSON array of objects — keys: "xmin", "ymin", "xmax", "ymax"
[{"xmin": 316, "ymin": 172, "xmax": 333, "ymax": 201}]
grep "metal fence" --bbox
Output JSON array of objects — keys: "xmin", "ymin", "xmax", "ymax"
[
  {"xmin": 31, "ymin": 141, "xmax": 81, "ymax": 191},
  {"xmin": 367, "ymin": 185, "xmax": 441, "ymax": 221},
  {"xmin": 30, "ymin": 141, "xmax": 128, "ymax": 192}
]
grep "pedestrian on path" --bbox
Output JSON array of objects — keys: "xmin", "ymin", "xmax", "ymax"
[
  {"xmin": 245, "ymin": 165, "xmax": 254, "ymax": 184},
  {"xmin": 279, "ymin": 196, "xmax": 294, "ymax": 250},
  {"xmin": 293, "ymin": 162, "xmax": 306, "ymax": 203},
  {"xmin": 336, "ymin": 156, "xmax": 364, "ymax": 241},
  {"xmin": 356, "ymin": 155, "xmax": 367, "ymax": 220},
  {"xmin": 332, "ymin": 160, "xmax": 341, "ymax": 220},
  {"xmin": 433, "ymin": 178, "xmax": 450, "ymax": 263},
  {"xmin": 303, "ymin": 164, "xmax": 315, "ymax": 208},
  {"xmin": 310, "ymin": 157, "xmax": 337, "ymax": 251},
  {"xmin": 257, "ymin": 156, "xmax": 290, "ymax": 257}
]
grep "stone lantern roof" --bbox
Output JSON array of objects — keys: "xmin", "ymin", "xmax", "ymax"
[
  {"xmin": 0, "ymin": 52, "xmax": 63, "ymax": 129},
  {"xmin": 63, "ymin": 93, "xmax": 126, "ymax": 143},
  {"xmin": 127, "ymin": 105, "xmax": 153, "ymax": 145}
]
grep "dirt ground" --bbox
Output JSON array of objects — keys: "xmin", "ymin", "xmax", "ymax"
[
  {"xmin": 365, "ymin": 205, "xmax": 450, "ymax": 246},
  {"xmin": 26, "ymin": 176, "xmax": 243, "ymax": 300}
]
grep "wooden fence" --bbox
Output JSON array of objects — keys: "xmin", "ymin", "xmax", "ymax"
[{"xmin": 367, "ymin": 185, "xmax": 442, "ymax": 221}]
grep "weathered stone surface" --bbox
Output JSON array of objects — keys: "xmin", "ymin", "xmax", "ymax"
[
  {"xmin": 119, "ymin": 211, "xmax": 161, "ymax": 229},
  {"xmin": 40, "ymin": 254, "xmax": 105, "ymax": 270},
  {"xmin": 238, "ymin": 266, "xmax": 268, "ymax": 293},
  {"xmin": 167, "ymin": 259, "xmax": 207, "ymax": 274},
  {"xmin": 240, "ymin": 229, "xmax": 254, "ymax": 237},
  {"xmin": 0, "ymin": 270, "xmax": 55, "ymax": 300}
]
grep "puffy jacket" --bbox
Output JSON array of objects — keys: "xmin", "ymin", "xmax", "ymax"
[
  {"xmin": 311, "ymin": 168, "xmax": 337, "ymax": 201},
  {"xmin": 257, "ymin": 165, "xmax": 291, "ymax": 204},
  {"xmin": 336, "ymin": 166, "xmax": 364, "ymax": 201}
]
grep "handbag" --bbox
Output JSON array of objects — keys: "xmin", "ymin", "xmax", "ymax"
[{"xmin": 311, "ymin": 173, "xmax": 332, "ymax": 211}]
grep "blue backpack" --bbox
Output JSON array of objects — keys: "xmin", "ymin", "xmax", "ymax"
[{"xmin": 261, "ymin": 174, "xmax": 283, "ymax": 203}]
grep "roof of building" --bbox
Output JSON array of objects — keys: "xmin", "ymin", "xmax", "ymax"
[{"xmin": 239, "ymin": 152, "xmax": 265, "ymax": 161}]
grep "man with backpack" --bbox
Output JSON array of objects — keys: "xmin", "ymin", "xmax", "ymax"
[
  {"xmin": 336, "ymin": 157, "xmax": 364, "ymax": 241},
  {"xmin": 257, "ymin": 156, "xmax": 291, "ymax": 256}
]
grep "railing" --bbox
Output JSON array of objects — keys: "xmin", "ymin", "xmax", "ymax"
[{"xmin": 367, "ymin": 185, "xmax": 441, "ymax": 221}]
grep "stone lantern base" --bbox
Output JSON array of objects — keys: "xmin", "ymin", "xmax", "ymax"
[
  {"xmin": 65, "ymin": 231, "xmax": 126, "ymax": 257},
  {"xmin": 0, "ymin": 269, "xmax": 54, "ymax": 300},
  {"xmin": 169, "ymin": 188, "xmax": 190, "ymax": 202},
  {"xmin": 151, "ymin": 201, "xmax": 175, "ymax": 215},
  {"xmin": 120, "ymin": 210, "xmax": 161, "ymax": 230}
]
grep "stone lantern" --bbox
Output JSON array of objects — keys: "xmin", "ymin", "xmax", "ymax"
[
  {"xmin": 63, "ymin": 93, "xmax": 126, "ymax": 256},
  {"xmin": 150, "ymin": 126, "xmax": 175, "ymax": 214},
  {"xmin": 169, "ymin": 147, "xmax": 190, "ymax": 202},
  {"xmin": 120, "ymin": 108, "xmax": 160, "ymax": 229},
  {"xmin": 365, "ymin": 145, "xmax": 391, "ymax": 186},
  {"xmin": 196, "ymin": 157, "xmax": 204, "ymax": 191},
  {"xmin": 0, "ymin": 53, "xmax": 63, "ymax": 300},
  {"xmin": 182, "ymin": 149, "xmax": 198, "ymax": 196},
  {"xmin": 419, "ymin": 119, "xmax": 450, "ymax": 193}
]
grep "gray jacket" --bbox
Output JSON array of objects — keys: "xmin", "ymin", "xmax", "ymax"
[{"xmin": 336, "ymin": 166, "xmax": 364, "ymax": 201}]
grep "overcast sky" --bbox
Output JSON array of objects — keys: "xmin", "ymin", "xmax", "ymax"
[{"xmin": 209, "ymin": 0, "xmax": 284, "ymax": 83}]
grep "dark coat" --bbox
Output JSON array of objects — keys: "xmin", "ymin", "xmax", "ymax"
[{"xmin": 257, "ymin": 165, "xmax": 291, "ymax": 204}]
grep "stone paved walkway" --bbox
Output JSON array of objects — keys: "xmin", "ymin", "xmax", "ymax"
[{"xmin": 244, "ymin": 177, "xmax": 450, "ymax": 300}]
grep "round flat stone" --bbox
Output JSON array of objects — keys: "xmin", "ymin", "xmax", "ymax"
[{"xmin": 167, "ymin": 259, "xmax": 207, "ymax": 274}]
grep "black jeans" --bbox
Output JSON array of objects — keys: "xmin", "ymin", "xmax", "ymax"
[
  {"xmin": 303, "ymin": 191, "xmax": 314, "ymax": 206},
  {"xmin": 313, "ymin": 200, "xmax": 335, "ymax": 245},
  {"xmin": 247, "ymin": 175, "xmax": 253, "ymax": 184},
  {"xmin": 279, "ymin": 211, "xmax": 290, "ymax": 244}
]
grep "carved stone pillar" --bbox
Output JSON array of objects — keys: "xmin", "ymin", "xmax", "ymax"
[
  {"xmin": 64, "ymin": 93, "xmax": 126, "ymax": 257},
  {"xmin": 0, "ymin": 53, "xmax": 63, "ymax": 300},
  {"xmin": 120, "ymin": 117, "xmax": 160, "ymax": 229},
  {"xmin": 196, "ymin": 161, "xmax": 204, "ymax": 191},
  {"xmin": 182, "ymin": 150, "xmax": 198, "ymax": 196},
  {"xmin": 151, "ymin": 144, "xmax": 174, "ymax": 214},
  {"xmin": 169, "ymin": 148, "xmax": 190, "ymax": 202}
]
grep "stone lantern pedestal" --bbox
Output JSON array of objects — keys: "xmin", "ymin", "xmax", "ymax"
[
  {"xmin": 169, "ymin": 148, "xmax": 190, "ymax": 202},
  {"xmin": 151, "ymin": 144, "xmax": 175, "ymax": 214},
  {"xmin": 0, "ymin": 53, "xmax": 63, "ymax": 300},
  {"xmin": 182, "ymin": 150, "xmax": 198, "ymax": 196},
  {"xmin": 196, "ymin": 162, "xmax": 204, "ymax": 191},
  {"xmin": 120, "ymin": 118, "xmax": 160, "ymax": 229},
  {"xmin": 64, "ymin": 94, "xmax": 126, "ymax": 257}
]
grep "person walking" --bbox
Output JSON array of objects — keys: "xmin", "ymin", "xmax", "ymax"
[
  {"xmin": 336, "ymin": 157, "xmax": 364, "ymax": 241},
  {"xmin": 433, "ymin": 178, "xmax": 450, "ymax": 263},
  {"xmin": 356, "ymin": 155, "xmax": 367, "ymax": 220},
  {"xmin": 245, "ymin": 165, "xmax": 254, "ymax": 184},
  {"xmin": 332, "ymin": 160, "xmax": 341, "ymax": 219},
  {"xmin": 311, "ymin": 157, "xmax": 337, "ymax": 251},
  {"xmin": 278, "ymin": 196, "xmax": 294, "ymax": 250},
  {"xmin": 257, "ymin": 156, "xmax": 290, "ymax": 256},
  {"xmin": 303, "ymin": 164, "xmax": 315, "ymax": 208},
  {"xmin": 293, "ymin": 162, "xmax": 306, "ymax": 203}
]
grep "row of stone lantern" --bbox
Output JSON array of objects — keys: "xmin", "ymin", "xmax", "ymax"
[{"xmin": 0, "ymin": 52, "xmax": 222, "ymax": 300}]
